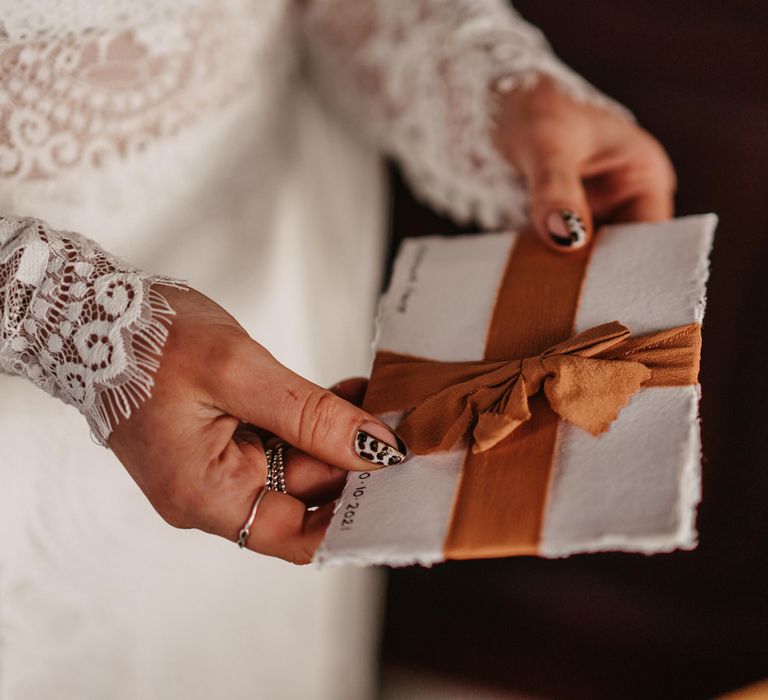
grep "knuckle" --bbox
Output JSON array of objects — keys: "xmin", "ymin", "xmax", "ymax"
[
  {"xmin": 293, "ymin": 387, "xmax": 342, "ymax": 451},
  {"xmin": 532, "ymin": 166, "xmax": 573, "ymax": 196},
  {"xmin": 290, "ymin": 553, "xmax": 313, "ymax": 566},
  {"xmin": 523, "ymin": 145, "xmax": 580, "ymax": 198},
  {"xmin": 287, "ymin": 545, "xmax": 314, "ymax": 566}
]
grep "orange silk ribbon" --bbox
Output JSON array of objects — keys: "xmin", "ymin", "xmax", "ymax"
[{"xmin": 363, "ymin": 321, "xmax": 701, "ymax": 456}]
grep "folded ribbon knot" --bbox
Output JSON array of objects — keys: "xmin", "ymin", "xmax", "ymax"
[{"xmin": 364, "ymin": 321, "xmax": 701, "ymax": 455}]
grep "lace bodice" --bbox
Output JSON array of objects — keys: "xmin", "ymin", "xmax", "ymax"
[
  {"xmin": 0, "ymin": 0, "xmax": 624, "ymax": 442},
  {"xmin": 0, "ymin": 0, "xmax": 282, "ymax": 181}
]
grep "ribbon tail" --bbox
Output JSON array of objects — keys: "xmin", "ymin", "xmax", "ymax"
[
  {"xmin": 544, "ymin": 356, "xmax": 652, "ymax": 436},
  {"xmin": 472, "ymin": 375, "xmax": 531, "ymax": 452}
]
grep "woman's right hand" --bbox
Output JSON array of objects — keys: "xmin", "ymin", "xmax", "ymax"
[{"xmin": 108, "ymin": 286, "xmax": 406, "ymax": 564}]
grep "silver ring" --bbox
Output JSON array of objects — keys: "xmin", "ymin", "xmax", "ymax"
[
  {"xmin": 265, "ymin": 441, "xmax": 288, "ymax": 494},
  {"xmin": 237, "ymin": 488, "xmax": 266, "ymax": 549}
]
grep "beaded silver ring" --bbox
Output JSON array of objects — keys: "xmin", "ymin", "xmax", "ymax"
[{"xmin": 265, "ymin": 442, "xmax": 287, "ymax": 494}]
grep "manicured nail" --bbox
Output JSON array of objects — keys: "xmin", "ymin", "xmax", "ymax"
[
  {"xmin": 355, "ymin": 421, "xmax": 408, "ymax": 466},
  {"xmin": 546, "ymin": 209, "xmax": 587, "ymax": 248}
]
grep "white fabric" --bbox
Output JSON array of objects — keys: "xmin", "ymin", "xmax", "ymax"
[
  {"xmin": 316, "ymin": 215, "xmax": 716, "ymax": 567},
  {"xmin": 0, "ymin": 82, "xmax": 387, "ymax": 700},
  {"xmin": 0, "ymin": 1, "xmax": 621, "ymax": 698}
]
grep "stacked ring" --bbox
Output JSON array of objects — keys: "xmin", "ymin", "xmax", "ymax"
[
  {"xmin": 236, "ymin": 441, "xmax": 290, "ymax": 548},
  {"xmin": 265, "ymin": 442, "xmax": 287, "ymax": 493}
]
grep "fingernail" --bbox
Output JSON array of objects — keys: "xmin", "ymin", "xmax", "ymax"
[
  {"xmin": 355, "ymin": 421, "xmax": 408, "ymax": 466},
  {"xmin": 546, "ymin": 209, "xmax": 587, "ymax": 248}
]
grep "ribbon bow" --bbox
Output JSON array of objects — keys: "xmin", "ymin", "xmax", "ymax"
[{"xmin": 364, "ymin": 321, "xmax": 701, "ymax": 455}]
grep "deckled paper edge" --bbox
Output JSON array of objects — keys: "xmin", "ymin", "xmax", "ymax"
[
  {"xmin": 316, "ymin": 244, "xmax": 432, "ymax": 568},
  {"xmin": 316, "ymin": 215, "xmax": 717, "ymax": 566},
  {"xmin": 539, "ymin": 213, "xmax": 716, "ymax": 557},
  {"xmin": 314, "ymin": 463, "xmax": 445, "ymax": 569},
  {"xmin": 538, "ymin": 385, "xmax": 702, "ymax": 557}
]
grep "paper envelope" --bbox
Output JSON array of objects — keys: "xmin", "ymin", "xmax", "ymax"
[{"xmin": 316, "ymin": 215, "xmax": 717, "ymax": 567}]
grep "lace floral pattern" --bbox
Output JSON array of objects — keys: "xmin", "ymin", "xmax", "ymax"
[
  {"xmin": 0, "ymin": 0, "xmax": 274, "ymax": 180},
  {"xmin": 302, "ymin": 0, "xmax": 630, "ymax": 229},
  {"xmin": 0, "ymin": 215, "xmax": 185, "ymax": 443}
]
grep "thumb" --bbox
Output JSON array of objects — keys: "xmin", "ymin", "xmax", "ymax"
[
  {"xmin": 222, "ymin": 345, "xmax": 407, "ymax": 472},
  {"xmin": 519, "ymin": 155, "xmax": 592, "ymax": 252}
]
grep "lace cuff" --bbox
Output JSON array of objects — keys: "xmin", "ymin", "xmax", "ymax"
[
  {"xmin": 0, "ymin": 215, "xmax": 186, "ymax": 444},
  {"xmin": 302, "ymin": 0, "xmax": 632, "ymax": 229}
]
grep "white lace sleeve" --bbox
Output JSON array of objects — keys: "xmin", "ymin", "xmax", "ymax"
[
  {"xmin": 301, "ymin": 0, "xmax": 631, "ymax": 229},
  {"xmin": 0, "ymin": 214, "xmax": 185, "ymax": 444}
]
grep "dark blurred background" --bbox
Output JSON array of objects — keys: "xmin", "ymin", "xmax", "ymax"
[{"xmin": 380, "ymin": 2, "xmax": 768, "ymax": 698}]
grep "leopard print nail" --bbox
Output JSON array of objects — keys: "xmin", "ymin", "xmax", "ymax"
[
  {"xmin": 355, "ymin": 430, "xmax": 407, "ymax": 466},
  {"xmin": 548, "ymin": 208, "xmax": 587, "ymax": 248}
]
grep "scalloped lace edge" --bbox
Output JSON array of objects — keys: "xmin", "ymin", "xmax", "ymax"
[{"xmin": 89, "ymin": 280, "xmax": 188, "ymax": 446}]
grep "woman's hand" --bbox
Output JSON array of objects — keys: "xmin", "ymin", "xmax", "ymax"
[
  {"xmin": 493, "ymin": 76, "xmax": 677, "ymax": 252},
  {"xmin": 108, "ymin": 287, "xmax": 405, "ymax": 564}
]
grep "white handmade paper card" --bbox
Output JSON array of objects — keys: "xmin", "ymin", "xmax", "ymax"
[{"xmin": 316, "ymin": 215, "xmax": 717, "ymax": 567}]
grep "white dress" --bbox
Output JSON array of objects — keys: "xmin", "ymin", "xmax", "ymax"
[{"xmin": 0, "ymin": 2, "xmax": 617, "ymax": 698}]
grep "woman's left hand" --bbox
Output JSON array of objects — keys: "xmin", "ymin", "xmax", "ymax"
[{"xmin": 492, "ymin": 76, "xmax": 677, "ymax": 252}]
